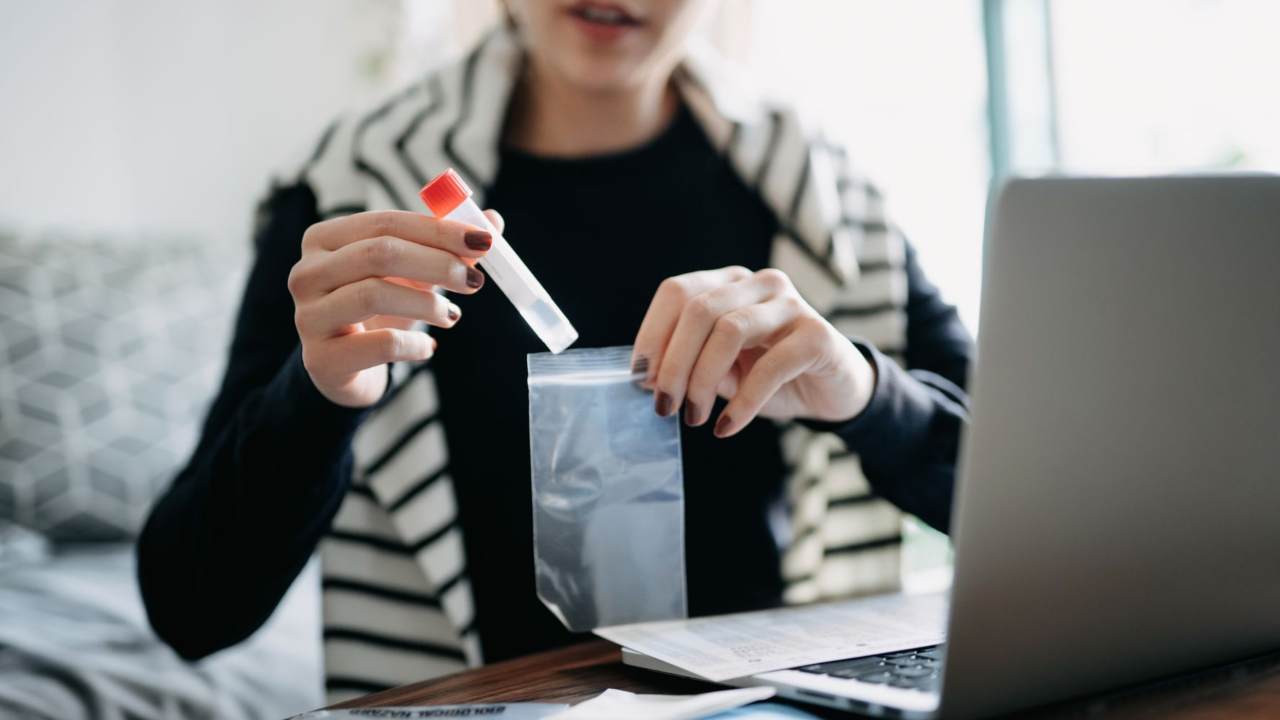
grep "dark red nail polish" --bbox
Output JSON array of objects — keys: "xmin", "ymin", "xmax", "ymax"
[
  {"xmin": 655, "ymin": 392, "xmax": 674, "ymax": 417},
  {"xmin": 447, "ymin": 305, "xmax": 460, "ymax": 322},
  {"xmin": 714, "ymin": 413, "xmax": 733, "ymax": 438},
  {"xmin": 466, "ymin": 268, "xmax": 485, "ymax": 289},
  {"xmin": 464, "ymin": 230, "xmax": 492, "ymax": 251},
  {"xmin": 684, "ymin": 401, "xmax": 701, "ymax": 427},
  {"xmin": 631, "ymin": 356, "xmax": 649, "ymax": 377}
]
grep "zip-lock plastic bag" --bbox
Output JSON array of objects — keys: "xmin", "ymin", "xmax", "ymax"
[{"xmin": 527, "ymin": 345, "xmax": 688, "ymax": 631}]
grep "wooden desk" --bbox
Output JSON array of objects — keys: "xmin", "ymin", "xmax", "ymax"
[{"xmin": 332, "ymin": 639, "xmax": 1280, "ymax": 718}]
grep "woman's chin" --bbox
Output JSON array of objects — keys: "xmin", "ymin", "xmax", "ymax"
[{"xmin": 556, "ymin": 59, "xmax": 657, "ymax": 94}]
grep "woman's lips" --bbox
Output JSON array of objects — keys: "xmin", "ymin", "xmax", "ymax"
[{"xmin": 565, "ymin": 2, "xmax": 643, "ymax": 43}]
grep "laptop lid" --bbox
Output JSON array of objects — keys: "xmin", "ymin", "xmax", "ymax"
[{"xmin": 939, "ymin": 176, "xmax": 1280, "ymax": 719}]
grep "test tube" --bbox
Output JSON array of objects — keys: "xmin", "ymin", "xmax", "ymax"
[{"xmin": 419, "ymin": 168, "xmax": 579, "ymax": 354}]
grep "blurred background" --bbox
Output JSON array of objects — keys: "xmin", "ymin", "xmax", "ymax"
[
  {"xmin": 7, "ymin": 0, "xmax": 1278, "ymax": 569},
  {"xmin": 4, "ymin": 0, "xmax": 1279, "ymax": 326},
  {"xmin": 0, "ymin": 2, "xmax": 1276, "ymax": 715}
]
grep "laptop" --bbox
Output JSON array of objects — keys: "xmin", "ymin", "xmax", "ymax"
[{"xmin": 620, "ymin": 175, "xmax": 1280, "ymax": 718}]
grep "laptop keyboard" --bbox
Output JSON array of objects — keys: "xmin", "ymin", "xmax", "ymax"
[{"xmin": 797, "ymin": 645, "xmax": 944, "ymax": 692}]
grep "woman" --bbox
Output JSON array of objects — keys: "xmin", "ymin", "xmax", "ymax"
[{"xmin": 139, "ymin": 0, "xmax": 971, "ymax": 702}]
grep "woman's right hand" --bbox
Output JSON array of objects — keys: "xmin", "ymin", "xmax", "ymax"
[{"xmin": 287, "ymin": 209, "xmax": 501, "ymax": 407}]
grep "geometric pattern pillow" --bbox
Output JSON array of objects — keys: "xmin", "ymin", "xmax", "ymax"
[{"xmin": 0, "ymin": 231, "xmax": 247, "ymax": 542}]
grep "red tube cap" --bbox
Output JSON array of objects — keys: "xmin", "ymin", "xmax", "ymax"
[{"xmin": 419, "ymin": 168, "xmax": 472, "ymax": 217}]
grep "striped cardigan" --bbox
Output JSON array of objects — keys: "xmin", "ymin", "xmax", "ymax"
[{"xmin": 289, "ymin": 28, "xmax": 911, "ymax": 703}]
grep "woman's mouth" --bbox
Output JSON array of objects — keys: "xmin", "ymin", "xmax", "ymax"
[{"xmin": 566, "ymin": 2, "xmax": 643, "ymax": 41}]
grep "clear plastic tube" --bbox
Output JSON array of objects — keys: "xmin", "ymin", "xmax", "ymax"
[{"xmin": 420, "ymin": 169, "xmax": 579, "ymax": 354}]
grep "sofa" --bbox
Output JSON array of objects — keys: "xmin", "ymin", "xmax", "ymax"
[{"xmin": 0, "ymin": 231, "xmax": 321, "ymax": 719}]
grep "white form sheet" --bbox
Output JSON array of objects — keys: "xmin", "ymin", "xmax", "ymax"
[{"xmin": 594, "ymin": 591, "xmax": 947, "ymax": 682}]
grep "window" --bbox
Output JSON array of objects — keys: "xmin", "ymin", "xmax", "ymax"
[{"xmin": 1050, "ymin": 0, "xmax": 1280, "ymax": 174}]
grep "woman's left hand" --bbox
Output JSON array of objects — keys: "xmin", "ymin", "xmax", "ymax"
[{"xmin": 632, "ymin": 266, "xmax": 876, "ymax": 438}]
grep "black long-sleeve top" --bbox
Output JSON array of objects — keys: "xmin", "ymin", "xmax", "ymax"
[{"xmin": 138, "ymin": 104, "xmax": 972, "ymax": 663}]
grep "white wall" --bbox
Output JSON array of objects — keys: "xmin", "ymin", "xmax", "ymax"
[{"xmin": 0, "ymin": 0, "xmax": 407, "ymax": 245}]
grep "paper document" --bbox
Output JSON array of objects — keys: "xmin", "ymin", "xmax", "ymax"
[
  {"xmin": 548, "ymin": 687, "xmax": 775, "ymax": 720},
  {"xmin": 293, "ymin": 704, "xmax": 569, "ymax": 719},
  {"xmin": 595, "ymin": 592, "xmax": 947, "ymax": 682}
]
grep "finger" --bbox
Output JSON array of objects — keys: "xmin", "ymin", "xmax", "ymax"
[
  {"xmin": 385, "ymin": 276, "xmax": 433, "ymax": 292},
  {"xmin": 632, "ymin": 266, "xmax": 753, "ymax": 385},
  {"xmin": 483, "ymin": 209, "xmax": 505, "ymax": 234},
  {"xmin": 709, "ymin": 347, "xmax": 765, "ymax": 400},
  {"xmin": 363, "ymin": 315, "xmax": 419, "ymax": 332},
  {"xmin": 318, "ymin": 328, "xmax": 437, "ymax": 376},
  {"xmin": 302, "ymin": 210, "xmax": 493, "ymax": 257},
  {"xmin": 715, "ymin": 347, "xmax": 765, "ymax": 398},
  {"xmin": 295, "ymin": 236, "xmax": 485, "ymax": 297},
  {"xmin": 682, "ymin": 296, "xmax": 806, "ymax": 426},
  {"xmin": 300, "ymin": 278, "xmax": 461, "ymax": 337},
  {"xmin": 714, "ymin": 330, "xmax": 818, "ymax": 438},
  {"xmin": 653, "ymin": 277, "xmax": 790, "ymax": 419}
]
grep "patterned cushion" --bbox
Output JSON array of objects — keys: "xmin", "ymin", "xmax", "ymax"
[{"xmin": 0, "ymin": 232, "xmax": 247, "ymax": 541}]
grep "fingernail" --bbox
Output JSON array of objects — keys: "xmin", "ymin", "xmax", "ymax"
[
  {"xmin": 631, "ymin": 356, "xmax": 649, "ymax": 377},
  {"xmin": 446, "ymin": 304, "xmax": 460, "ymax": 322},
  {"xmin": 654, "ymin": 391, "xmax": 674, "ymax": 417},
  {"xmin": 464, "ymin": 230, "xmax": 492, "ymax": 251},
  {"xmin": 466, "ymin": 268, "xmax": 485, "ymax": 289},
  {"xmin": 713, "ymin": 413, "xmax": 733, "ymax": 438},
  {"xmin": 684, "ymin": 401, "xmax": 701, "ymax": 427}
]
